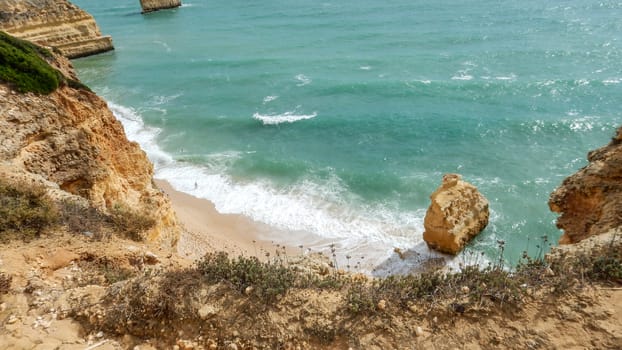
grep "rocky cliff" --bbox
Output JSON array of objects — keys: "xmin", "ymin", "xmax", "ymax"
[
  {"xmin": 0, "ymin": 0, "xmax": 113, "ymax": 59},
  {"xmin": 0, "ymin": 45, "xmax": 178, "ymax": 247},
  {"xmin": 140, "ymin": 0, "xmax": 182, "ymax": 14},
  {"xmin": 549, "ymin": 127, "xmax": 622, "ymax": 244}
]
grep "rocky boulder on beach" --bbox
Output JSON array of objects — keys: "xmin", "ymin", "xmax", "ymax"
[{"xmin": 423, "ymin": 174, "xmax": 489, "ymax": 255}]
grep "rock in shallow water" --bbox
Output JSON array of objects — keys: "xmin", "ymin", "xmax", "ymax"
[
  {"xmin": 140, "ymin": 0, "xmax": 182, "ymax": 13},
  {"xmin": 423, "ymin": 174, "xmax": 489, "ymax": 255}
]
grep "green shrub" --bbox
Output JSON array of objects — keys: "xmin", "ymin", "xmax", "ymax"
[
  {"xmin": 590, "ymin": 256, "xmax": 622, "ymax": 281},
  {"xmin": 0, "ymin": 31, "xmax": 62, "ymax": 94},
  {"xmin": 66, "ymin": 78, "xmax": 92, "ymax": 92},
  {"xmin": 197, "ymin": 252, "xmax": 296, "ymax": 303},
  {"xmin": 109, "ymin": 203, "xmax": 156, "ymax": 241},
  {"xmin": 0, "ymin": 179, "xmax": 58, "ymax": 242}
]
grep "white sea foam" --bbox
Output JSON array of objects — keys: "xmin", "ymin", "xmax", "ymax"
[
  {"xmin": 359, "ymin": 66, "xmax": 372, "ymax": 70},
  {"xmin": 149, "ymin": 93, "xmax": 182, "ymax": 106},
  {"xmin": 295, "ymin": 74, "xmax": 312, "ymax": 86},
  {"xmin": 567, "ymin": 116, "xmax": 595, "ymax": 132},
  {"xmin": 495, "ymin": 73, "xmax": 517, "ymax": 81},
  {"xmin": 451, "ymin": 74, "xmax": 473, "ymax": 81},
  {"xmin": 107, "ymin": 102, "xmax": 174, "ymax": 168},
  {"xmin": 603, "ymin": 78, "xmax": 620, "ymax": 85},
  {"xmin": 107, "ymin": 99, "xmax": 424, "ymax": 273},
  {"xmin": 451, "ymin": 69, "xmax": 473, "ymax": 80},
  {"xmin": 253, "ymin": 111, "xmax": 317, "ymax": 125},
  {"xmin": 153, "ymin": 40, "xmax": 172, "ymax": 53},
  {"xmin": 262, "ymin": 95, "xmax": 279, "ymax": 104},
  {"xmin": 414, "ymin": 79, "xmax": 431, "ymax": 84}
]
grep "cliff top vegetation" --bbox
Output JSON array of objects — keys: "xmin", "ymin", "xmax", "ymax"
[{"xmin": 0, "ymin": 31, "xmax": 61, "ymax": 94}]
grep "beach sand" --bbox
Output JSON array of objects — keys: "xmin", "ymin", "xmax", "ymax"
[
  {"xmin": 156, "ymin": 179, "xmax": 306, "ymax": 261},
  {"xmin": 157, "ymin": 179, "xmax": 444, "ymax": 275}
]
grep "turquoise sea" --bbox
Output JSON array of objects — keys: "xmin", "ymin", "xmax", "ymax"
[{"xmin": 71, "ymin": 0, "xmax": 622, "ymax": 273}]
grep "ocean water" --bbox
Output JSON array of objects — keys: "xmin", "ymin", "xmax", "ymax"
[{"xmin": 71, "ymin": 0, "xmax": 622, "ymax": 273}]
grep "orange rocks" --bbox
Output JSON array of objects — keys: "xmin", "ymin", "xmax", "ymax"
[
  {"xmin": 549, "ymin": 126, "xmax": 622, "ymax": 244},
  {"xmin": 423, "ymin": 174, "xmax": 489, "ymax": 255}
]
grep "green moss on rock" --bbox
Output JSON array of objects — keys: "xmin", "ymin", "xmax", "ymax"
[{"xmin": 0, "ymin": 31, "xmax": 62, "ymax": 94}]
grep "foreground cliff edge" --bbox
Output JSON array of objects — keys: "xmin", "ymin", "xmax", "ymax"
[
  {"xmin": 0, "ymin": 0, "xmax": 114, "ymax": 59},
  {"xmin": 1, "ymin": 33, "xmax": 621, "ymax": 349}
]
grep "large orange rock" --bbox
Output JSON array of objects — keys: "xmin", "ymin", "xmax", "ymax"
[
  {"xmin": 423, "ymin": 174, "xmax": 489, "ymax": 255},
  {"xmin": 549, "ymin": 126, "xmax": 622, "ymax": 244}
]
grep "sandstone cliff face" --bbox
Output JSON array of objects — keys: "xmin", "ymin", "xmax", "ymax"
[
  {"xmin": 549, "ymin": 127, "xmax": 622, "ymax": 244},
  {"xmin": 140, "ymin": 0, "xmax": 182, "ymax": 14},
  {"xmin": 0, "ymin": 54, "xmax": 178, "ymax": 247},
  {"xmin": 423, "ymin": 174, "xmax": 489, "ymax": 255},
  {"xmin": 0, "ymin": 0, "xmax": 113, "ymax": 59}
]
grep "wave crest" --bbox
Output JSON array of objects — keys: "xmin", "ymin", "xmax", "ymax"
[{"xmin": 253, "ymin": 111, "xmax": 317, "ymax": 125}]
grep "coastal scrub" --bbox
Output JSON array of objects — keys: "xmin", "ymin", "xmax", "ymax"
[
  {"xmin": 0, "ymin": 179, "xmax": 58, "ymax": 242},
  {"xmin": 0, "ymin": 31, "xmax": 62, "ymax": 94}
]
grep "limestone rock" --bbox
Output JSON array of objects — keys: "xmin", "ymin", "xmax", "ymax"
[
  {"xmin": 423, "ymin": 174, "xmax": 489, "ymax": 255},
  {"xmin": 0, "ymin": 52, "xmax": 179, "ymax": 247},
  {"xmin": 140, "ymin": 0, "xmax": 182, "ymax": 14},
  {"xmin": 549, "ymin": 126, "xmax": 622, "ymax": 244},
  {"xmin": 0, "ymin": 0, "xmax": 114, "ymax": 59}
]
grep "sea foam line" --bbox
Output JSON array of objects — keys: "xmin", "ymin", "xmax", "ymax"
[
  {"xmin": 107, "ymin": 100, "xmax": 422, "ymax": 249},
  {"xmin": 253, "ymin": 111, "xmax": 317, "ymax": 125}
]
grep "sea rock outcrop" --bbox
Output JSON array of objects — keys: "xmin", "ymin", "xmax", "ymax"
[
  {"xmin": 0, "ymin": 49, "xmax": 178, "ymax": 247},
  {"xmin": 0, "ymin": 0, "xmax": 113, "ymax": 58},
  {"xmin": 140, "ymin": 0, "xmax": 182, "ymax": 14},
  {"xmin": 549, "ymin": 126, "xmax": 622, "ymax": 244},
  {"xmin": 423, "ymin": 174, "xmax": 489, "ymax": 255}
]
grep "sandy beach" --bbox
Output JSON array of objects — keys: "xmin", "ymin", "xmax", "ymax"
[
  {"xmin": 156, "ymin": 179, "xmax": 446, "ymax": 275},
  {"xmin": 156, "ymin": 179, "xmax": 308, "ymax": 262}
]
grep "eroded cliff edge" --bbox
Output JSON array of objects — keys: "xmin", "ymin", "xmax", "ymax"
[
  {"xmin": 549, "ymin": 126, "xmax": 622, "ymax": 244},
  {"xmin": 0, "ymin": 41, "xmax": 178, "ymax": 247},
  {"xmin": 0, "ymin": 0, "xmax": 113, "ymax": 59}
]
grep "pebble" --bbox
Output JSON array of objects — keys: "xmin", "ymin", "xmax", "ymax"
[
  {"xmin": 461, "ymin": 286, "xmax": 470, "ymax": 293},
  {"xmin": 144, "ymin": 251, "xmax": 159, "ymax": 264},
  {"xmin": 244, "ymin": 286, "xmax": 254, "ymax": 295},
  {"xmin": 377, "ymin": 299, "xmax": 387, "ymax": 311},
  {"xmin": 96, "ymin": 331, "xmax": 104, "ymax": 338},
  {"xmin": 415, "ymin": 326, "xmax": 424, "ymax": 337}
]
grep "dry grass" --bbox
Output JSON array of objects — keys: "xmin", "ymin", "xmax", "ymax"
[
  {"xmin": 0, "ymin": 272, "xmax": 11, "ymax": 295},
  {"xmin": 0, "ymin": 179, "xmax": 59, "ymax": 243},
  {"xmin": 109, "ymin": 203, "xmax": 156, "ymax": 242}
]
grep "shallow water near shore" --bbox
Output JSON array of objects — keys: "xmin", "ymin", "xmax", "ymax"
[{"xmin": 71, "ymin": 0, "xmax": 622, "ymax": 273}]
